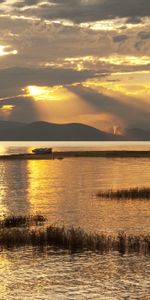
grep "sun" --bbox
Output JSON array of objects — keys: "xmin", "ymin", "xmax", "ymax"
[
  {"xmin": 25, "ymin": 85, "xmax": 61, "ymax": 101},
  {"xmin": 0, "ymin": 45, "xmax": 17, "ymax": 56},
  {"xmin": 25, "ymin": 85, "xmax": 70, "ymax": 101},
  {"xmin": 0, "ymin": 46, "xmax": 6, "ymax": 56},
  {"xmin": 27, "ymin": 86, "xmax": 48, "ymax": 97}
]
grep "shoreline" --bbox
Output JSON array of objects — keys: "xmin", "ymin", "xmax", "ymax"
[{"xmin": 0, "ymin": 150, "xmax": 150, "ymax": 160}]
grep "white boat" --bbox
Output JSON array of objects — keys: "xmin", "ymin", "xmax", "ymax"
[{"xmin": 32, "ymin": 148, "xmax": 52, "ymax": 154}]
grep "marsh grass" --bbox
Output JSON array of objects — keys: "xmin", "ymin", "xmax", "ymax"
[
  {"xmin": 97, "ymin": 187, "xmax": 150, "ymax": 199},
  {"xmin": 0, "ymin": 216, "xmax": 149, "ymax": 254},
  {"xmin": 0, "ymin": 215, "xmax": 46, "ymax": 228}
]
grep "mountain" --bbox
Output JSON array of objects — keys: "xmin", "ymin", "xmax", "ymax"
[
  {"xmin": 0, "ymin": 121, "xmax": 119, "ymax": 141},
  {"xmin": 0, "ymin": 121, "xmax": 149, "ymax": 141},
  {"xmin": 0, "ymin": 121, "xmax": 26, "ymax": 130},
  {"xmin": 124, "ymin": 128, "xmax": 150, "ymax": 141}
]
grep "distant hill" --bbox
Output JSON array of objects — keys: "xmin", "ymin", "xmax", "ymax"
[
  {"xmin": 0, "ymin": 121, "xmax": 119, "ymax": 141},
  {"xmin": 0, "ymin": 121, "xmax": 149, "ymax": 141},
  {"xmin": 0, "ymin": 121, "xmax": 26, "ymax": 130}
]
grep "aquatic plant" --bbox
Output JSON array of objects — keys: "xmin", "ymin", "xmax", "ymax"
[
  {"xmin": 0, "ymin": 217, "xmax": 149, "ymax": 254},
  {"xmin": 0, "ymin": 215, "xmax": 46, "ymax": 228},
  {"xmin": 97, "ymin": 187, "xmax": 150, "ymax": 199}
]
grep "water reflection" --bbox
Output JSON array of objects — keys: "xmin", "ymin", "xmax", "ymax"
[
  {"xmin": 27, "ymin": 160, "xmax": 61, "ymax": 217},
  {"xmin": 0, "ymin": 146, "xmax": 149, "ymax": 234},
  {"xmin": 0, "ymin": 161, "xmax": 30, "ymax": 217},
  {"xmin": 0, "ymin": 248, "xmax": 149, "ymax": 300},
  {"xmin": 0, "ymin": 143, "xmax": 149, "ymax": 299},
  {"xmin": 0, "ymin": 252, "xmax": 10, "ymax": 298},
  {"xmin": 25, "ymin": 157, "xmax": 150, "ymax": 234}
]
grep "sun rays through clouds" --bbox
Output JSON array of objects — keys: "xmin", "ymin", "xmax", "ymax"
[{"xmin": 0, "ymin": 0, "xmax": 150, "ymax": 132}]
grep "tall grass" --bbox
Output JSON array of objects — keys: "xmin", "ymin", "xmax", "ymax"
[
  {"xmin": 0, "ymin": 216, "xmax": 149, "ymax": 254},
  {"xmin": 0, "ymin": 215, "xmax": 46, "ymax": 228},
  {"xmin": 97, "ymin": 187, "xmax": 150, "ymax": 199}
]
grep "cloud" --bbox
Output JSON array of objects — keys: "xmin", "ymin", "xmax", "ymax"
[
  {"xmin": 0, "ymin": 96, "xmax": 39, "ymax": 122},
  {"xmin": 12, "ymin": 0, "xmax": 150, "ymax": 23},
  {"xmin": 0, "ymin": 67, "xmax": 97, "ymax": 91},
  {"xmin": 1, "ymin": 14, "xmax": 150, "ymax": 70},
  {"xmin": 113, "ymin": 35, "xmax": 128, "ymax": 43},
  {"xmin": 0, "ymin": 1, "xmax": 150, "ymax": 131},
  {"xmin": 138, "ymin": 31, "xmax": 150, "ymax": 40},
  {"xmin": 134, "ymin": 28, "xmax": 150, "ymax": 51},
  {"xmin": 14, "ymin": 0, "xmax": 39, "ymax": 7},
  {"xmin": 126, "ymin": 16, "xmax": 142, "ymax": 24}
]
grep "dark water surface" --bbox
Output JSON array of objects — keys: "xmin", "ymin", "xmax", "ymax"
[{"xmin": 0, "ymin": 142, "xmax": 149, "ymax": 299}]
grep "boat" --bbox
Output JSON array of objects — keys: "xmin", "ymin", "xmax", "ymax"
[{"xmin": 32, "ymin": 148, "xmax": 52, "ymax": 154}]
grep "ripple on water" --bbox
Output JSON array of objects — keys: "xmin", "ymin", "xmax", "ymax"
[{"xmin": 0, "ymin": 248, "xmax": 149, "ymax": 300}]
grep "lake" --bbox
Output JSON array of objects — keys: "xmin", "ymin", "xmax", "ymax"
[{"xmin": 0, "ymin": 142, "xmax": 149, "ymax": 299}]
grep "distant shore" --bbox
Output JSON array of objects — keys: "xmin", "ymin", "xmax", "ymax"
[{"xmin": 0, "ymin": 150, "xmax": 150, "ymax": 160}]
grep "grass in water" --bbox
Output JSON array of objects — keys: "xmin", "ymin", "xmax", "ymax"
[
  {"xmin": 0, "ymin": 215, "xmax": 46, "ymax": 228},
  {"xmin": 97, "ymin": 187, "xmax": 150, "ymax": 199},
  {"xmin": 0, "ymin": 216, "xmax": 149, "ymax": 254}
]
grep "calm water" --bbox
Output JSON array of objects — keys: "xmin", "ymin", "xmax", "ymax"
[{"xmin": 0, "ymin": 142, "xmax": 150, "ymax": 299}]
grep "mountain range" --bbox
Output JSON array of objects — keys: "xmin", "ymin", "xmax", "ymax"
[{"xmin": 0, "ymin": 121, "xmax": 149, "ymax": 141}]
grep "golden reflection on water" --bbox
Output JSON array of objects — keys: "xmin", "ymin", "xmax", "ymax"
[
  {"xmin": 0, "ymin": 161, "xmax": 30, "ymax": 218},
  {"xmin": 0, "ymin": 144, "xmax": 149, "ymax": 300},
  {"xmin": 26, "ymin": 160, "xmax": 65, "ymax": 219},
  {"xmin": 0, "ymin": 163, "xmax": 8, "ymax": 216},
  {"xmin": 0, "ymin": 144, "xmax": 149, "ymax": 233},
  {"xmin": 24, "ymin": 157, "xmax": 150, "ymax": 234},
  {"xmin": 0, "ymin": 253, "xmax": 11, "ymax": 297},
  {"xmin": 0, "ymin": 146, "xmax": 7, "ymax": 155}
]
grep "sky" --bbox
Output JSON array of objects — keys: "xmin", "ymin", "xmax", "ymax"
[{"xmin": 0, "ymin": 0, "xmax": 150, "ymax": 134}]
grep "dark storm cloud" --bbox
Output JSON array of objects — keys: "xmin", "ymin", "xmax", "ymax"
[
  {"xmin": 12, "ymin": 0, "xmax": 150, "ymax": 23},
  {"xmin": 0, "ymin": 67, "xmax": 97, "ymax": 90}
]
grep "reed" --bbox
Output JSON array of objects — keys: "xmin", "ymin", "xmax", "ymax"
[
  {"xmin": 97, "ymin": 187, "xmax": 150, "ymax": 199},
  {"xmin": 0, "ymin": 215, "xmax": 46, "ymax": 228},
  {"xmin": 0, "ymin": 222, "xmax": 149, "ymax": 254}
]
